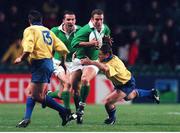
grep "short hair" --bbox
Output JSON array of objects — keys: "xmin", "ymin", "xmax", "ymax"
[
  {"xmin": 28, "ymin": 10, "xmax": 42, "ymax": 24},
  {"xmin": 63, "ymin": 10, "xmax": 75, "ymax": 18},
  {"xmin": 100, "ymin": 44, "xmax": 112, "ymax": 55},
  {"xmin": 91, "ymin": 9, "xmax": 104, "ymax": 18}
]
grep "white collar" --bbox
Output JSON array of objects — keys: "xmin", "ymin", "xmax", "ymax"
[
  {"xmin": 88, "ymin": 21, "xmax": 105, "ymax": 33},
  {"xmin": 58, "ymin": 23, "xmax": 77, "ymax": 34}
]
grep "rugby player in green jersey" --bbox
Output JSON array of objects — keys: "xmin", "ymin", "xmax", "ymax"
[
  {"xmin": 71, "ymin": 9, "xmax": 112, "ymax": 124},
  {"xmin": 47, "ymin": 11, "xmax": 81, "ymax": 116}
]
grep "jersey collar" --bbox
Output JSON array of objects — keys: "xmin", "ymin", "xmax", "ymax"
[
  {"xmin": 102, "ymin": 55, "xmax": 113, "ymax": 62},
  {"xmin": 88, "ymin": 21, "xmax": 105, "ymax": 33},
  {"xmin": 58, "ymin": 23, "xmax": 77, "ymax": 34}
]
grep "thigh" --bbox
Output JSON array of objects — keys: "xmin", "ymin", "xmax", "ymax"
[
  {"xmin": 103, "ymin": 90, "xmax": 127, "ymax": 104},
  {"xmin": 57, "ymin": 70, "xmax": 70, "ymax": 84},
  {"xmin": 81, "ymin": 66, "xmax": 97, "ymax": 82}
]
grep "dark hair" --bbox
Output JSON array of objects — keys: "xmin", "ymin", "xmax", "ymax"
[
  {"xmin": 100, "ymin": 44, "xmax": 112, "ymax": 55},
  {"xmin": 28, "ymin": 10, "xmax": 42, "ymax": 24},
  {"xmin": 63, "ymin": 10, "xmax": 75, "ymax": 18},
  {"xmin": 91, "ymin": 9, "xmax": 104, "ymax": 18}
]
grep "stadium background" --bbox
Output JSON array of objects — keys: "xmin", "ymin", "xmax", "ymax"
[{"xmin": 0, "ymin": 0, "xmax": 180, "ymax": 103}]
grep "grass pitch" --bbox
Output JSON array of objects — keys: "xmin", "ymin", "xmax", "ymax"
[{"xmin": 0, "ymin": 104, "xmax": 180, "ymax": 132}]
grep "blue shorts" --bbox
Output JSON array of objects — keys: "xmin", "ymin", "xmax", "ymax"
[
  {"xmin": 114, "ymin": 76, "xmax": 136, "ymax": 96},
  {"xmin": 30, "ymin": 58, "xmax": 54, "ymax": 83}
]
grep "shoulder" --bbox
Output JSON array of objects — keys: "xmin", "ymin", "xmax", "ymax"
[
  {"xmin": 76, "ymin": 24, "xmax": 92, "ymax": 35},
  {"xmin": 23, "ymin": 26, "xmax": 35, "ymax": 34},
  {"xmin": 76, "ymin": 25, "xmax": 82, "ymax": 29},
  {"xmin": 80, "ymin": 24, "xmax": 91, "ymax": 31}
]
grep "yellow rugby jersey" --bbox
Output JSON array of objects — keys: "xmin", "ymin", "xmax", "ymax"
[
  {"xmin": 22, "ymin": 25, "xmax": 69, "ymax": 62},
  {"xmin": 104, "ymin": 55, "xmax": 131, "ymax": 86}
]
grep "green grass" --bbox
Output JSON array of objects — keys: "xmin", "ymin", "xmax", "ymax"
[{"xmin": 0, "ymin": 104, "xmax": 180, "ymax": 131}]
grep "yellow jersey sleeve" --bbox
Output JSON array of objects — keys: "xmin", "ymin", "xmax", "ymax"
[
  {"xmin": 51, "ymin": 31, "xmax": 69, "ymax": 56},
  {"xmin": 22, "ymin": 28, "xmax": 35, "ymax": 53}
]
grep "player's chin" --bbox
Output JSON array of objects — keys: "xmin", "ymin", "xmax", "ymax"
[{"xmin": 68, "ymin": 24, "xmax": 73, "ymax": 28}]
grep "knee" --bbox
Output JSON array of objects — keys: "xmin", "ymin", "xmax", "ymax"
[
  {"xmin": 64, "ymin": 81, "xmax": 71, "ymax": 90},
  {"xmin": 32, "ymin": 93, "xmax": 45, "ymax": 103},
  {"xmin": 104, "ymin": 97, "xmax": 112, "ymax": 105},
  {"xmin": 81, "ymin": 77, "xmax": 89, "ymax": 85}
]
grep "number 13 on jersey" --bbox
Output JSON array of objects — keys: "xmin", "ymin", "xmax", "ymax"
[{"xmin": 42, "ymin": 31, "xmax": 52, "ymax": 45}]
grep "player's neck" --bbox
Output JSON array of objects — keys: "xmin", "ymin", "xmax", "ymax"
[
  {"xmin": 102, "ymin": 55, "xmax": 113, "ymax": 62},
  {"xmin": 63, "ymin": 25, "xmax": 74, "ymax": 34}
]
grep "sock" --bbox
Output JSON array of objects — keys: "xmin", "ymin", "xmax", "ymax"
[
  {"xmin": 42, "ymin": 95, "xmax": 66, "ymax": 115},
  {"xmin": 80, "ymin": 85, "xmax": 90, "ymax": 103},
  {"xmin": 105, "ymin": 105, "xmax": 116, "ymax": 119},
  {"xmin": 73, "ymin": 92, "xmax": 80, "ymax": 111},
  {"xmin": 61, "ymin": 91, "xmax": 70, "ymax": 109},
  {"xmin": 24, "ymin": 97, "xmax": 36, "ymax": 119},
  {"xmin": 47, "ymin": 90, "xmax": 61, "ymax": 99},
  {"xmin": 136, "ymin": 89, "xmax": 153, "ymax": 98},
  {"xmin": 108, "ymin": 108, "xmax": 116, "ymax": 119}
]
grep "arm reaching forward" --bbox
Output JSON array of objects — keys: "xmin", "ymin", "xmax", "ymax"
[{"xmin": 81, "ymin": 57, "xmax": 109, "ymax": 73}]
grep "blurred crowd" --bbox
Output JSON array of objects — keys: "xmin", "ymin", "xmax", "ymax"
[{"xmin": 0, "ymin": 0, "xmax": 180, "ymax": 72}]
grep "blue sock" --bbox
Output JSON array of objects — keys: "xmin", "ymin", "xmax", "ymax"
[
  {"xmin": 136, "ymin": 89, "xmax": 152, "ymax": 97},
  {"xmin": 43, "ymin": 95, "xmax": 66, "ymax": 115},
  {"xmin": 108, "ymin": 108, "xmax": 116, "ymax": 119},
  {"xmin": 24, "ymin": 97, "xmax": 36, "ymax": 119}
]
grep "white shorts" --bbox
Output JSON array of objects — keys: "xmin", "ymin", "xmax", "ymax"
[
  {"xmin": 71, "ymin": 58, "xmax": 99, "ymax": 75},
  {"xmin": 52, "ymin": 58, "xmax": 73, "ymax": 76}
]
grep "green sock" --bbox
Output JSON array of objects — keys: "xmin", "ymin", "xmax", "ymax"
[
  {"xmin": 80, "ymin": 85, "xmax": 90, "ymax": 103},
  {"xmin": 47, "ymin": 90, "xmax": 61, "ymax": 99},
  {"xmin": 61, "ymin": 91, "xmax": 70, "ymax": 109}
]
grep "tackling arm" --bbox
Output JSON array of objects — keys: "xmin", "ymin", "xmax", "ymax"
[{"xmin": 81, "ymin": 57, "xmax": 109, "ymax": 73}]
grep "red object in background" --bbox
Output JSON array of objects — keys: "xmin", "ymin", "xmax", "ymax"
[
  {"xmin": 0, "ymin": 74, "xmax": 95, "ymax": 104},
  {"xmin": 128, "ymin": 42, "xmax": 139, "ymax": 65}
]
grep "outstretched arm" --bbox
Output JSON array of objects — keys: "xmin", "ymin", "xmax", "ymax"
[
  {"xmin": 81, "ymin": 57, "xmax": 109, "ymax": 73},
  {"xmin": 14, "ymin": 52, "xmax": 30, "ymax": 64}
]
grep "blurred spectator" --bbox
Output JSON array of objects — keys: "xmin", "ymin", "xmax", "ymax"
[
  {"xmin": 7, "ymin": 4, "xmax": 22, "ymax": 40},
  {"xmin": 118, "ymin": 44, "xmax": 129, "ymax": 65},
  {"xmin": 158, "ymin": 18, "xmax": 179, "ymax": 68},
  {"xmin": 140, "ymin": 23, "xmax": 159, "ymax": 64},
  {"xmin": 111, "ymin": 25, "xmax": 126, "ymax": 55},
  {"xmin": 164, "ymin": 0, "xmax": 180, "ymax": 24},
  {"xmin": 1, "ymin": 38, "xmax": 23, "ymax": 64},
  {"xmin": 128, "ymin": 30, "xmax": 139, "ymax": 66},
  {"xmin": 119, "ymin": 1, "xmax": 136, "ymax": 25},
  {"xmin": 145, "ymin": 0, "xmax": 162, "ymax": 25},
  {"xmin": 0, "ymin": 11, "xmax": 11, "ymax": 59},
  {"xmin": 42, "ymin": 0, "xmax": 60, "ymax": 28}
]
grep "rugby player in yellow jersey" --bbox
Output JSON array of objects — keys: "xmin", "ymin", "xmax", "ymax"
[
  {"xmin": 14, "ymin": 10, "xmax": 76, "ymax": 128},
  {"xmin": 81, "ymin": 43, "xmax": 160, "ymax": 125}
]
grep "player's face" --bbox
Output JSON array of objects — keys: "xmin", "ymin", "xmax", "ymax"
[
  {"xmin": 98, "ymin": 50, "xmax": 107, "ymax": 62},
  {"xmin": 91, "ymin": 14, "xmax": 104, "ymax": 32},
  {"xmin": 63, "ymin": 14, "xmax": 76, "ymax": 31}
]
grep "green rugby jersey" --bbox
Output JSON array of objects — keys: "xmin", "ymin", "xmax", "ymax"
[
  {"xmin": 51, "ymin": 24, "xmax": 81, "ymax": 62},
  {"xmin": 71, "ymin": 21, "xmax": 110, "ymax": 60}
]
